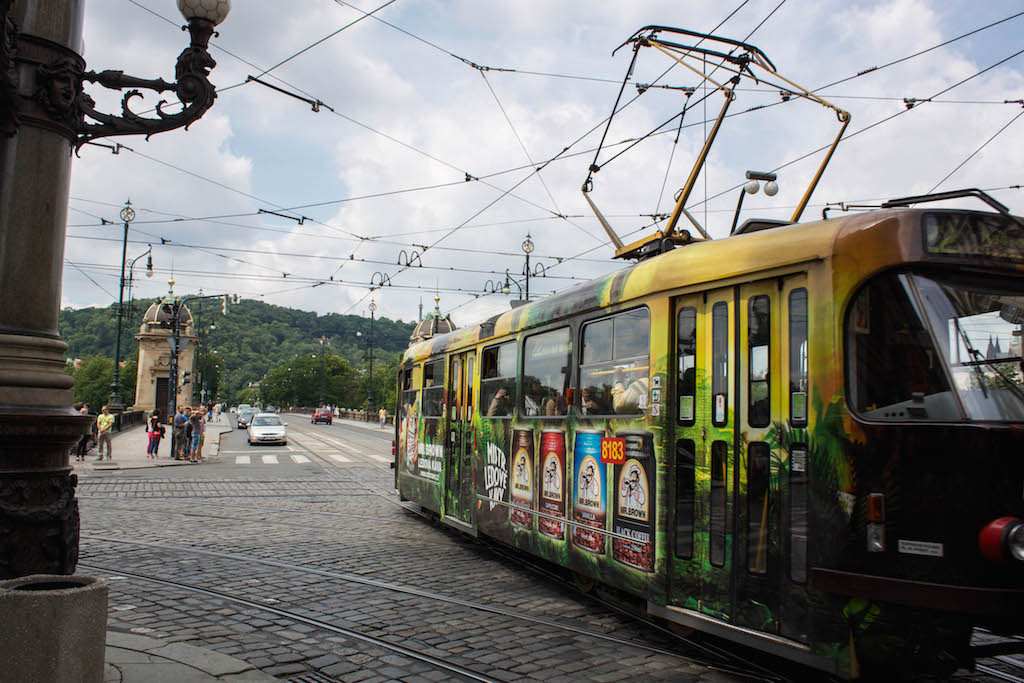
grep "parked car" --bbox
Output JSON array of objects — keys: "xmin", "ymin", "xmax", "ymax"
[
  {"xmin": 237, "ymin": 403, "xmax": 252, "ymax": 414},
  {"xmin": 311, "ymin": 408, "xmax": 333, "ymax": 425},
  {"xmin": 265, "ymin": 405, "xmax": 277, "ymax": 413},
  {"xmin": 247, "ymin": 413, "xmax": 287, "ymax": 446},
  {"xmin": 236, "ymin": 409, "xmax": 256, "ymax": 429}
]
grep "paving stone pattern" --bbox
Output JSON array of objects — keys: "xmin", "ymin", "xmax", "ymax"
[{"xmin": 78, "ymin": 441, "xmax": 742, "ymax": 681}]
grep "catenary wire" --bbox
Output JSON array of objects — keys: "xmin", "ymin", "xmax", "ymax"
[{"xmin": 928, "ymin": 108, "xmax": 1024, "ymax": 194}]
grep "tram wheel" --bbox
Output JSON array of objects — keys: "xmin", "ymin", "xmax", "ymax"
[{"xmin": 571, "ymin": 571, "xmax": 597, "ymax": 594}]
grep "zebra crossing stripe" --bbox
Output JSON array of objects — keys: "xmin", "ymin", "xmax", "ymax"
[
  {"xmin": 291, "ymin": 454, "xmax": 310, "ymax": 463},
  {"xmin": 235, "ymin": 456, "xmax": 250, "ymax": 465},
  {"xmin": 328, "ymin": 454, "xmax": 352, "ymax": 463},
  {"xmin": 262, "ymin": 455, "xmax": 279, "ymax": 464},
  {"xmin": 363, "ymin": 453, "xmax": 390, "ymax": 463}
]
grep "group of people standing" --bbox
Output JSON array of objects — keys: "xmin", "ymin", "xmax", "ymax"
[{"xmin": 167, "ymin": 405, "xmax": 212, "ymax": 462}]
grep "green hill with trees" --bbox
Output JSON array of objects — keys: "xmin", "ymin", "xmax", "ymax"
[{"xmin": 60, "ymin": 297, "xmax": 417, "ymax": 410}]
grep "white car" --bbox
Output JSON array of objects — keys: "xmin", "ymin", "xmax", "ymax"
[{"xmin": 247, "ymin": 413, "xmax": 287, "ymax": 446}]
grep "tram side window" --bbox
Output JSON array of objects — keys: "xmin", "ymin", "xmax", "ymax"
[
  {"xmin": 712, "ymin": 303, "xmax": 729, "ymax": 426},
  {"xmin": 421, "ymin": 359, "xmax": 444, "ymax": 418},
  {"xmin": 748, "ymin": 296, "xmax": 770, "ymax": 428},
  {"xmin": 580, "ymin": 308, "xmax": 650, "ymax": 416},
  {"xmin": 522, "ymin": 328, "xmax": 570, "ymax": 417},
  {"xmin": 675, "ymin": 439, "xmax": 695, "ymax": 558},
  {"xmin": 481, "ymin": 342, "xmax": 516, "ymax": 418},
  {"xmin": 789, "ymin": 289, "xmax": 808, "ymax": 427},
  {"xmin": 677, "ymin": 308, "xmax": 697, "ymax": 425},
  {"xmin": 747, "ymin": 442, "xmax": 770, "ymax": 574},
  {"xmin": 710, "ymin": 441, "xmax": 727, "ymax": 567},
  {"xmin": 790, "ymin": 445, "xmax": 808, "ymax": 583},
  {"xmin": 401, "ymin": 368, "xmax": 418, "ymax": 420}
]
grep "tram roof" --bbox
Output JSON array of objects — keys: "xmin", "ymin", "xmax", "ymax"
[{"xmin": 402, "ymin": 208, "xmax": 940, "ymax": 363}]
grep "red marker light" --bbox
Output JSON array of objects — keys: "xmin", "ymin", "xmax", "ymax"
[{"xmin": 978, "ymin": 517, "xmax": 1023, "ymax": 563}]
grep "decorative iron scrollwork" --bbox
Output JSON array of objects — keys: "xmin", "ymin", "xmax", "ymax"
[{"xmin": 76, "ymin": 18, "xmax": 220, "ymax": 148}]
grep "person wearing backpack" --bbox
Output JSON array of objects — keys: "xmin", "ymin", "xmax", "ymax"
[{"xmin": 146, "ymin": 409, "xmax": 165, "ymax": 458}]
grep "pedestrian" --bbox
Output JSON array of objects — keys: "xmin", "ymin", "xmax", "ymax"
[
  {"xmin": 172, "ymin": 406, "xmax": 189, "ymax": 459},
  {"xmin": 146, "ymin": 409, "xmax": 164, "ymax": 458},
  {"xmin": 73, "ymin": 403, "xmax": 90, "ymax": 461},
  {"xmin": 378, "ymin": 406, "xmax": 387, "ymax": 429},
  {"xmin": 197, "ymin": 407, "xmax": 207, "ymax": 461},
  {"xmin": 95, "ymin": 405, "xmax": 115, "ymax": 460},
  {"xmin": 188, "ymin": 407, "xmax": 203, "ymax": 462}
]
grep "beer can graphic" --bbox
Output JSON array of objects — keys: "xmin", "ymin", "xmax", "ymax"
[
  {"xmin": 612, "ymin": 431, "xmax": 657, "ymax": 572},
  {"xmin": 510, "ymin": 428, "xmax": 534, "ymax": 528},
  {"xmin": 538, "ymin": 429, "xmax": 566, "ymax": 539},
  {"xmin": 572, "ymin": 429, "xmax": 606, "ymax": 554}
]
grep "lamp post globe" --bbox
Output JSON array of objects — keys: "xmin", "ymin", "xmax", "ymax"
[{"xmin": 177, "ymin": 0, "xmax": 232, "ymax": 25}]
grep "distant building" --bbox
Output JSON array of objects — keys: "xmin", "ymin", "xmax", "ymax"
[{"xmin": 133, "ymin": 297, "xmax": 197, "ymax": 414}]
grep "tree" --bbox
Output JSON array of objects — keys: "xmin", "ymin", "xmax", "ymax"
[{"xmin": 69, "ymin": 356, "xmax": 114, "ymax": 411}]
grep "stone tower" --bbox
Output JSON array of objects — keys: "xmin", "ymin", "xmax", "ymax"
[{"xmin": 133, "ymin": 295, "xmax": 197, "ymax": 416}]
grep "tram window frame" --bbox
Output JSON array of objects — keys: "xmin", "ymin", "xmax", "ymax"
[
  {"xmin": 789, "ymin": 289, "xmax": 809, "ymax": 427},
  {"xmin": 674, "ymin": 439, "xmax": 696, "ymax": 559},
  {"xmin": 709, "ymin": 441, "xmax": 727, "ymax": 567},
  {"xmin": 578, "ymin": 307, "xmax": 651, "ymax": 417},
  {"xmin": 747, "ymin": 442, "xmax": 771, "ymax": 574},
  {"xmin": 711, "ymin": 302, "xmax": 729, "ymax": 427},
  {"xmin": 400, "ymin": 367, "xmax": 418, "ymax": 422},
  {"xmin": 677, "ymin": 307, "xmax": 697, "ymax": 426},
  {"xmin": 480, "ymin": 341, "xmax": 517, "ymax": 419},
  {"xmin": 421, "ymin": 359, "xmax": 445, "ymax": 418},
  {"xmin": 521, "ymin": 327, "xmax": 571, "ymax": 418},
  {"xmin": 789, "ymin": 444, "xmax": 808, "ymax": 583},
  {"xmin": 748, "ymin": 296, "xmax": 771, "ymax": 428}
]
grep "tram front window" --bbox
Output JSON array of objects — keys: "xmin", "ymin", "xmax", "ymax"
[{"xmin": 848, "ymin": 272, "xmax": 1024, "ymax": 422}]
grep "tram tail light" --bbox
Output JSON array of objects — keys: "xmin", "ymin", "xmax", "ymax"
[
  {"xmin": 866, "ymin": 493, "xmax": 885, "ymax": 553},
  {"xmin": 979, "ymin": 517, "xmax": 1024, "ymax": 564}
]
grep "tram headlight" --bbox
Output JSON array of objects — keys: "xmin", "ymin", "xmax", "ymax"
[
  {"xmin": 978, "ymin": 517, "xmax": 1024, "ymax": 564},
  {"xmin": 1008, "ymin": 522, "xmax": 1024, "ymax": 563}
]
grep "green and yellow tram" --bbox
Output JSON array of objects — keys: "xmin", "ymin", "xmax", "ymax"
[
  {"xmin": 396, "ymin": 199, "xmax": 1024, "ymax": 677},
  {"xmin": 395, "ymin": 26, "xmax": 1024, "ymax": 678}
]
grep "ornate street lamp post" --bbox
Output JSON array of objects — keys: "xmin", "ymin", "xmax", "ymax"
[
  {"xmin": 108, "ymin": 201, "xmax": 150, "ymax": 412},
  {"xmin": 367, "ymin": 301, "xmax": 376, "ymax": 418},
  {"xmin": 0, "ymin": 0, "xmax": 232, "ymax": 580}
]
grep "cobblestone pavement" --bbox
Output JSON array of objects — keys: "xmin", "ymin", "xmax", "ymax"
[
  {"xmin": 76, "ymin": 418, "xmax": 1016, "ymax": 682},
  {"xmin": 77, "ymin": 420, "xmax": 750, "ymax": 682}
]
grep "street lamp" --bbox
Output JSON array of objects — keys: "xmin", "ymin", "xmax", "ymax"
[
  {"xmin": 107, "ymin": 200, "xmax": 142, "ymax": 411},
  {"xmin": 522, "ymin": 234, "xmax": 534, "ymax": 301},
  {"xmin": 367, "ymin": 300, "xmax": 376, "ymax": 419}
]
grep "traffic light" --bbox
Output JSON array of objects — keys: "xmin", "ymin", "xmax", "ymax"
[
  {"xmin": 222, "ymin": 294, "xmax": 228, "ymax": 315},
  {"xmin": 181, "ymin": 370, "xmax": 191, "ymax": 385}
]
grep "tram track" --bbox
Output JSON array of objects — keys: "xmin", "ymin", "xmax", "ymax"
[
  {"xmin": 80, "ymin": 563, "xmax": 503, "ymax": 683},
  {"xmin": 82, "ymin": 534, "xmax": 783, "ymax": 681}
]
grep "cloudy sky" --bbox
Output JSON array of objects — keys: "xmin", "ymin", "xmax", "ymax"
[{"xmin": 63, "ymin": 0, "xmax": 1024, "ymax": 326}]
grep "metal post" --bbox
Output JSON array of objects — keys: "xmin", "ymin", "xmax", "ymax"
[
  {"xmin": 108, "ymin": 201, "xmax": 134, "ymax": 411},
  {"xmin": 367, "ymin": 301, "xmax": 376, "ymax": 418}
]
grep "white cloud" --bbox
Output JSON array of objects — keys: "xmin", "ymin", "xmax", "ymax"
[{"xmin": 61, "ymin": 0, "xmax": 1024, "ymax": 329}]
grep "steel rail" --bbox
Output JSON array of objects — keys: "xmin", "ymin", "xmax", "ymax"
[{"xmin": 79, "ymin": 563, "xmax": 502, "ymax": 683}]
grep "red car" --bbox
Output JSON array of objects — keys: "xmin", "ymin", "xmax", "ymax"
[{"xmin": 311, "ymin": 408, "xmax": 333, "ymax": 425}]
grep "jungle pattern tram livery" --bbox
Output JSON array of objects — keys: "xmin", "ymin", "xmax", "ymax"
[
  {"xmin": 396, "ymin": 205, "xmax": 1024, "ymax": 677},
  {"xmin": 396, "ymin": 26, "xmax": 1024, "ymax": 679}
]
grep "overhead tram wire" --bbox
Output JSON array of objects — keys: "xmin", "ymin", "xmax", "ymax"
[
  {"xmin": 62, "ymin": 234, "xmax": 594, "ymax": 282},
  {"xmin": 359, "ymin": 1, "xmax": 758, "ymax": 298},
  {"xmin": 927, "ymin": 108, "xmax": 1024, "ymax": 194},
  {"xmin": 684, "ymin": 44, "xmax": 1024, "ymax": 216},
  {"xmin": 477, "ymin": 71, "xmax": 602, "ymax": 243},
  {"xmin": 64, "ymin": 259, "xmax": 115, "ymax": 299}
]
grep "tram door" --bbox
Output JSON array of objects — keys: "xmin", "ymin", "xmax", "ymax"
[
  {"xmin": 445, "ymin": 351, "xmax": 475, "ymax": 524},
  {"xmin": 670, "ymin": 281, "xmax": 784, "ymax": 632}
]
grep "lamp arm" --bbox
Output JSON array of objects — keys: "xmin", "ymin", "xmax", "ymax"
[{"xmin": 74, "ymin": 19, "xmax": 219, "ymax": 149}]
